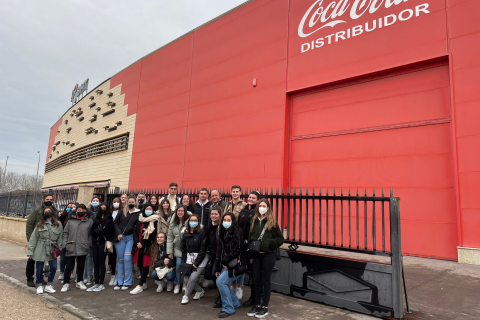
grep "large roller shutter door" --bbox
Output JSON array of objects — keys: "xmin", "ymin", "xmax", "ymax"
[{"xmin": 289, "ymin": 64, "xmax": 457, "ymax": 260}]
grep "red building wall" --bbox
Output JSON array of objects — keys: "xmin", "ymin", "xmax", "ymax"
[{"xmin": 103, "ymin": 0, "xmax": 480, "ymax": 259}]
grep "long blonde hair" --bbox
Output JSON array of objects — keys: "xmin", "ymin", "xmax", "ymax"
[
  {"xmin": 250, "ymin": 198, "xmax": 277, "ymax": 231},
  {"xmin": 123, "ymin": 195, "xmax": 137, "ymax": 217}
]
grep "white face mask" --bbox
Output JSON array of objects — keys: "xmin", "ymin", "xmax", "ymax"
[
  {"xmin": 113, "ymin": 203, "xmax": 120, "ymax": 209},
  {"xmin": 258, "ymin": 207, "xmax": 268, "ymax": 215}
]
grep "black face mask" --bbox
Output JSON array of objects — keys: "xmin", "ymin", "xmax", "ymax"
[
  {"xmin": 77, "ymin": 211, "xmax": 87, "ymax": 218},
  {"xmin": 44, "ymin": 201, "xmax": 53, "ymax": 207},
  {"xmin": 44, "ymin": 211, "xmax": 53, "ymax": 219},
  {"xmin": 138, "ymin": 199, "xmax": 144, "ymax": 204},
  {"xmin": 100, "ymin": 208, "xmax": 107, "ymax": 214},
  {"xmin": 128, "ymin": 204, "xmax": 135, "ymax": 209}
]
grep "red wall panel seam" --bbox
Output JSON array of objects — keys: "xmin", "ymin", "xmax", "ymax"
[{"xmin": 282, "ymin": 0, "xmax": 291, "ymax": 190}]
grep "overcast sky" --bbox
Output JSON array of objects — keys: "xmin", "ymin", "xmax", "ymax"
[{"xmin": 0, "ymin": 0, "xmax": 246, "ymax": 175}]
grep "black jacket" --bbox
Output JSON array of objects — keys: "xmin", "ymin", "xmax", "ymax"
[
  {"xmin": 114, "ymin": 209, "xmax": 140, "ymax": 237},
  {"xmin": 238, "ymin": 203, "xmax": 257, "ymax": 242},
  {"xmin": 91, "ymin": 214, "xmax": 114, "ymax": 244},
  {"xmin": 193, "ymin": 201, "xmax": 213, "ymax": 227},
  {"xmin": 205, "ymin": 224, "xmax": 220, "ymax": 257},
  {"xmin": 132, "ymin": 214, "xmax": 158, "ymax": 256},
  {"xmin": 215, "ymin": 225, "xmax": 243, "ymax": 272},
  {"xmin": 181, "ymin": 229, "xmax": 207, "ymax": 266},
  {"xmin": 151, "ymin": 242, "xmax": 176, "ymax": 269},
  {"xmin": 249, "ymin": 218, "xmax": 284, "ymax": 253}
]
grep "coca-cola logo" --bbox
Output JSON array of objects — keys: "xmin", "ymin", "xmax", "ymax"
[{"xmin": 299, "ymin": 0, "xmax": 416, "ymax": 38}]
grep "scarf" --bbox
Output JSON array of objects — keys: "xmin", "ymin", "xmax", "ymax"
[{"xmin": 138, "ymin": 213, "xmax": 159, "ymax": 239}]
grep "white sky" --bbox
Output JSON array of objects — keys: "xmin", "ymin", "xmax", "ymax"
[{"xmin": 0, "ymin": 0, "xmax": 247, "ymax": 175}]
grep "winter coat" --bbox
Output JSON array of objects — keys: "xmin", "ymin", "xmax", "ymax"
[
  {"xmin": 181, "ymin": 229, "xmax": 207, "ymax": 266},
  {"xmin": 160, "ymin": 195, "xmax": 181, "ymax": 211},
  {"xmin": 215, "ymin": 225, "xmax": 243, "ymax": 273},
  {"xmin": 224, "ymin": 199, "xmax": 247, "ymax": 218},
  {"xmin": 238, "ymin": 204, "xmax": 257, "ymax": 242},
  {"xmin": 88, "ymin": 206, "xmax": 99, "ymax": 222},
  {"xmin": 157, "ymin": 212, "xmax": 172, "ymax": 235},
  {"xmin": 26, "ymin": 204, "xmax": 58, "ymax": 241},
  {"xmin": 150, "ymin": 242, "xmax": 176, "ymax": 270},
  {"xmin": 193, "ymin": 200, "xmax": 213, "ymax": 228},
  {"xmin": 211, "ymin": 199, "xmax": 227, "ymax": 211},
  {"xmin": 132, "ymin": 214, "xmax": 158, "ymax": 256},
  {"xmin": 91, "ymin": 214, "xmax": 114, "ymax": 245},
  {"xmin": 249, "ymin": 218, "xmax": 284, "ymax": 253},
  {"xmin": 62, "ymin": 215, "xmax": 93, "ymax": 257},
  {"xmin": 27, "ymin": 223, "xmax": 63, "ymax": 262},
  {"xmin": 205, "ymin": 224, "xmax": 220, "ymax": 257},
  {"xmin": 114, "ymin": 209, "xmax": 141, "ymax": 237},
  {"xmin": 166, "ymin": 212, "xmax": 191, "ymax": 258}
]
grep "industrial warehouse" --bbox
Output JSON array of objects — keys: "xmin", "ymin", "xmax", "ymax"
[{"xmin": 43, "ymin": 0, "xmax": 480, "ymax": 264}]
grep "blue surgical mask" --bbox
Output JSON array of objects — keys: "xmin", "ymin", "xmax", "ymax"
[
  {"xmin": 66, "ymin": 208, "xmax": 71, "ymax": 213},
  {"xmin": 189, "ymin": 221, "xmax": 198, "ymax": 228},
  {"xmin": 72, "ymin": 207, "xmax": 76, "ymax": 211},
  {"xmin": 92, "ymin": 201, "xmax": 99, "ymax": 208},
  {"xmin": 145, "ymin": 210, "xmax": 153, "ymax": 216},
  {"xmin": 222, "ymin": 222, "xmax": 232, "ymax": 229}
]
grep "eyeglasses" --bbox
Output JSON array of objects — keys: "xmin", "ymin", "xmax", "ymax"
[{"xmin": 170, "ymin": 187, "xmax": 177, "ymax": 190}]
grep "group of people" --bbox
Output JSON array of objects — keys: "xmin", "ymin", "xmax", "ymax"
[{"xmin": 26, "ymin": 183, "xmax": 284, "ymax": 318}]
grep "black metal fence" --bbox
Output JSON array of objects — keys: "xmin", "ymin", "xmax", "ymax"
[{"xmin": 0, "ymin": 188, "xmax": 78, "ymax": 218}]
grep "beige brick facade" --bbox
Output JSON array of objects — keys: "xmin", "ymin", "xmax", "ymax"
[{"xmin": 42, "ymin": 80, "xmax": 135, "ymax": 189}]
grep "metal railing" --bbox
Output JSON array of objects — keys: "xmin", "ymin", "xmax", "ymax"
[{"xmin": 0, "ymin": 188, "xmax": 78, "ymax": 218}]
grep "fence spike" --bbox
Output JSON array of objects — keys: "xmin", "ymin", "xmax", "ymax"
[
  {"xmin": 333, "ymin": 188, "xmax": 336, "ymax": 196},
  {"xmin": 356, "ymin": 187, "xmax": 359, "ymax": 196},
  {"xmin": 312, "ymin": 187, "xmax": 315, "ymax": 195},
  {"xmin": 299, "ymin": 188, "xmax": 302, "ymax": 195},
  {"xmin": 373, "ymin": 187, "xmax": 375, "ymax": 196},
  {"xmin": 305, "ymin": 188, "xmax": 308, "ymax": 195},
  {"xmin": 293, "ymin": 188, "xmax": 297, "ymax": 195},
  {"xmin": 382, "ymin": 187, "xmax": 384, "ymax": 197},
  {"xmin": 365, "ymin": 187, "xmax": 367, "ymax": 196},
  {"xmin": 326, "ymin": 188, "xmax": 329, "ymax": 196},
  {"xmin": 341, "ymin": 188, "xmax": 343, "ymax": 196},
  {"xmin": 391, "ymin": 187, "xmax": 394, "ymax": 197},
  {"xmin": 319, "ymin": 187, "xmax": 322, "ymax": 196},
  {"xmin": 348, "ymin": 188, "xmax": 351, "ymax": 196}
]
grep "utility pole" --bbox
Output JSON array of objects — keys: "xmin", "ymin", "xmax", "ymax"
[
  {"xmin": 33, "ymin": 152, "xmax": 40, "ymax": 208},
  {"xmin": 2, "ymin": 156, "xmax": 8, "ymax": 193}
]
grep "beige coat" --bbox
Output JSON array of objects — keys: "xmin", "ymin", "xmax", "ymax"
[
  {"xmin": 157, "ymin": 213, "xmax": 172, "ymax": 236},
  {"xmin": 224, "ymin": 198, "xmax": 247, "ymax": 218}
]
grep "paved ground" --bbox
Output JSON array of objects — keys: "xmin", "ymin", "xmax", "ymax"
[
  {"xmin": 1, "ymin": 238, "xmax": 479, "ymax": 319},
  {"xmin": 0, "ymin": 278, "xmax": 80, "ymax": 320}
]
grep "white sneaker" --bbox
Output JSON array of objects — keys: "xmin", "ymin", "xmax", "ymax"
[
  {"xmin": 236, "ymin": 287, "xmax": 244, "ymax": 300},
  {"xmin": 76, "ymin": 281, "xmax": 87, "ymax": 290},
  {"xmin": 44, "ymin": 285, "xmax": 56, "ymax": 294},
  {"xmin": 85, "ymin": 276, "xmax": 93, "ymax": 286},
  {"xmin": 93, "ymin": 284, "xmax": 105, "ymax": 292},
  {"xmin": 174, "ymin": 284, "xmax": 181, "ymax": 294},
  {"xmin": 121, "ymin": 286, "xmax": 130, "ymax": 291},
  {"xmin": 142, "ymin": 283, "xmax": 147, "ymax": 290},
  {"xmin": 182, "ymin": 285, "xmax": 186, "ymax": 293},
  {"xmin": 108, "ymin": 275, "xmax": 116, "ymax": 286},
  {"xmin": 61, "ymin": 284, "xmax": 69, "ymax": 292},
  {"xmin": 156, "ymin": 280, "xmax": 166, "ymax": 293},
  {"xmin": 130, "ymin": 285, "xmax": 143, "ymax": 295},
  {"xmin": 181, "ymin": 295, "xmax": 189, "ymax": 305},
  {"xmin": 114, "ymin": 285, "xmax": 121, "ymax": 291},
  {"xmin": 86, "ymin": 284, "xmax": 99, "ymax": 292},
  {"xmin": 106, "ymin": 265, "xmax": 112, "ymax": 274},
  {"xmin": 193, "ymin": 289, "xmax": 205, "ymax": 300},
  {"xmin": 58, "ymin": 273, "xmax": 64, "ymax": 280},
  {"xmin": 36, "ymin": 286, "xmax": 44, "ymax": 294},
  {"xmin": 167, "ymin": 281, "xmax": 174, "ymax": 292},
  {"xmin": 202, "ymin": 279, "xmax": 212, "ymax": 288}
]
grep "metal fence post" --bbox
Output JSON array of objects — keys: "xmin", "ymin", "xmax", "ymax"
[
  {"xmin": 390, "ymin": 197, "xmax": 404, "ymax": 319},
  {"xmin": 5, "ymin": 191, "xmax": 12, "ymax": 217},
  {"xmin": 23, "ymin": 190, "xmax": 29, "ymax": 218}
]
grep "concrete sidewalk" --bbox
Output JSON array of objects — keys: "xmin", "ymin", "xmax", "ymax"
[{"xmin": 1, "ymin": 238, "xmax": 479, "ymax": 319}]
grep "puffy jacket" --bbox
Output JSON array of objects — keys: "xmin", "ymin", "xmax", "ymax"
[
  {"xmin": 26, "ymin": 204, "xmax": 58, "ymax": 241},
  {"xmin": 249, "ymin": 218, "xmax": 284, "ymax": 253},
  {"xmin": 27, "ymin": 223, "xmax": 63, "ymax": 262},
  {"xmin": 224, "ymin": 199, "xmax": 247, "ymax": 218},
  {"xmin": 193, "ymin": 201, "xmax": 213, "ymax": 228},
  {"xmin": 62, "ymin": 215, "xmax": 93, "ymax": 257},
  {"xmin": 181, "ymin": 229, "xmax": 207, "ymax": 266},
  {"xmin": 167, "ymin": 212, "xmax": 191, "ymax": 258},
  {"xmin": 150, "ymin": 242, "xmax": 176, "ymax": 269}
]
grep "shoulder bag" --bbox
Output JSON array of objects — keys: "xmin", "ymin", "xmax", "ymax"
[
  {"xmin": 177, "ymin": 240, "xmax": 194, "ymax": 276},
  {"xmin": 48, "ymin": 225, "xmax": 63, "ymax": 259},
  {"xmin": 247, "ymin": 224, "xmax": 267, "ymax": 255}
]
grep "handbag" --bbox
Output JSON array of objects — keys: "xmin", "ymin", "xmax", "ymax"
[
  {"xmin": 155, "ymin": 266, "xmax": 174, "ymax": 280},
  {"xmin": 247, "ymin": 225, "xmax": 267, "ymax": 255},
  {"xmin": 229, "ymin": 254, "xmax": 248, "ymax": 277},
  {"xmin": 203, "ymin": 255, "xmax": 216, "ymax": 280},
  {"xmin": 48, "ymin": 225, "xmax": 63, "ymax": 259},
  {"xmin": 178, "ymin": 262, "xmax": 193, "ymax": 276},
  {"xmin": 103, "ymin": 236, "xmax": 114, "ymax": 253}
]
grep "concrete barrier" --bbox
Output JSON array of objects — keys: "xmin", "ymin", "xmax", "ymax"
[{"xmin": 0, "ymin": 216, "xmax": 27, "ymax": 245}]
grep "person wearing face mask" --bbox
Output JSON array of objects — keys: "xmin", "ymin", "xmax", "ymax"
[
  {"xmin": 27, "ymin": 207, "xmax": 63, "ymax": 294},
  {"xmin": 87, "ymin": 203, "xmax": 114, "ymax": 292},
  {"xmin": 215, "ymin": 213, "xmax": 244, "ymax": 318},
  {"xmin": 113, "ymin": 196, "xmax": 140, "ymax": 291},
  {"xmin": 150, "ymin": 232, "xmax": 176, "ymax": 292},
  {"xmin": 60, "ymin": 204, "xmax": 93, "ymax": 292},
  {"xmin": 237, "ymin": 191, "xmax": 261, "ymax": 306},
  {"xmin": 167, "ymin": 205, "xmax": 191, "ymax": 294},
  {"xmin": 246, "ymin": 199, "xmax": 284, "ymax": 319},
  {"xmin": 25, "ymin": 193, "xmax": 58, "ymax": 287},
  {"xmin": 58, "ymin": 202, "xmax": 76, "ymax": 281},
  {"xmin": 130, "ymin": 204, "xmax": 159, "ymax": 294},
  {"xmin": 107, "ymin": 197, "xmax": 122, "ymax": 285},
  {"xmin": 84, "ymin": 196, "xmax": 101, "ymax": 285},
  {"xmin": 157, "ymin": 198, "xmax": 173, "ymax": 236},
  {"xmin": 204, "ymin": 206, "xmax": 223, "ymax": 305},
  {"xmin": 180, "ymin": 215, "xmax": 208, "ymax": 305},
  {"xmin": 136, "ymin": 193, "xmax": 147, "ymax": 211}
]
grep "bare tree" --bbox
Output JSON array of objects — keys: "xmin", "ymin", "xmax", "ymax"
[{"xmin": 0, "ymin": 166, "xmax": 43, "ymax": 193}]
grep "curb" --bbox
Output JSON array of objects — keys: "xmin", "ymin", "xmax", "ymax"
[{"xmin": 0, "ymin": 273, "xmax": 101, "ymax": 320}]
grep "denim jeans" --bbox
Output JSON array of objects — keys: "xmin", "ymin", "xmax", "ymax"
[
  {"xmin": 59, "ymin": 248, "xmax": 67, "ymax": 273},
  {"xmin": 217, "ymin": 269, "xmax": 242, "ymax": 314},
  {"xmin": 151, "ymin": 269, "xmax": 176, "ymax": 282},
  {"xmin": 174, "ymin": 257, "xmax": 183, "ymax": 285},
  {"xmin": 115, "ymin": 234, "xmax": 134, "ymax": 286},
  {"xmin": 232, "ymin": 273, "xmax": 245, "ymax": 286},
  {"xmin": 36, "ymin": 260, "xmax": 57, "ymax": 285},
  {"xmin": 83, "ymin": 248, "xmax": 94, "ymax": 281}
]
